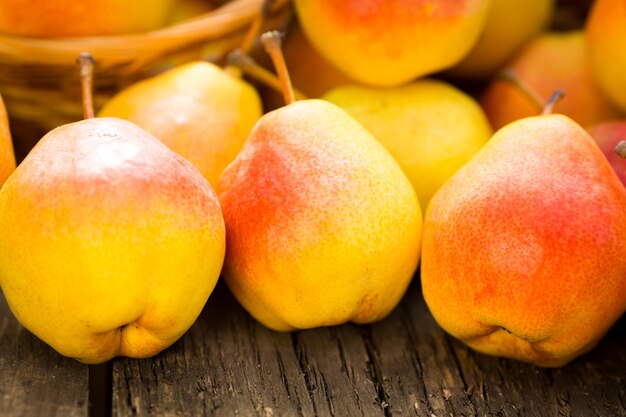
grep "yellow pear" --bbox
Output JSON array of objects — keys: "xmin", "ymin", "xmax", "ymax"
[
  {"xmin": 0, "ymin": 93, "xmax": 16, "ymax": 186},
  {"xmin": 0, "ymin": 56, "xmax": 225, "ymax": 364},
  {"xmin": 586, "ymin": 0, "xmax": 626, "ymax": 113},
  {"xmin": 323, "ymin": 79, "xmax": 492, "ymax": 210},
  {"xmin": 0, "ymin": 0, "xmax": 176, "ymax": 37},
  {"xmin": 293, "ymin": 0, "xmax": 490, "ymax": 87},
  {"xmin": 0, "ymin": 118, "xmax": 226, "ymax": 364},
  {"xmin": 99, "ymin": 61, "xmax": 262, "ymax": 188}
]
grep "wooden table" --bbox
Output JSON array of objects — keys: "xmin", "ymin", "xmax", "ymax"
[{"xmin": 1, "ymin": 279, "xmax": 624, "ymax": 417}]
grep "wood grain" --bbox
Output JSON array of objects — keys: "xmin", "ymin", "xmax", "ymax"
[
  {"xmin": 0, "ymin": 290, "xmax": 89, "ymax": 417},
  {"xmin": 112, "ymin": 281, "xmax": 626, "ymax": 417}
]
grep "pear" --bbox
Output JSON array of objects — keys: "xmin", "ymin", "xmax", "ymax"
[
  {"xmin": 480, "ymin": 31, "xmax": 621, "ymax": 131},
  {"xmin": 217, "ymin": 32, "xmax": 422, "ymax": 331},
  {"xmin": 0, "ymin": 56, "xmax": 225, "ymax": 364},
  {"xmin": 447, "ymin": 0, "xmax": 556, "ymax": 80},
  {"xmin": 421, "ymin": 113, "xmax": 626, "ymax": 367},
  {"xmin": 323, "ymin": 79, "xmax": 492, "ymax": 210},
  {"xmin": 0, "ymin": 93, "xmax": 16, "ymax": 186},
  {"xmin": 0, "ymin": 0, "xmax": 175, "ymax": 37},
  {"xmin": 292, "ymin": 0, "xmax": 490, "ymax": 87},
  {"xmin": 98, "ymin": 61, "xmax": 262, "ymax": 188}
]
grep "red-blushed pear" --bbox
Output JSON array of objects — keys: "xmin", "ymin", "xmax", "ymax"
[
  {"xmin": 0, "ymin": 93, "xmax": 16, "ymax": 186},
  {"xmin": 421, "ymin": 93, "xmax": 626, "ymax": 367},
  {"xmin": 448, "ymin": 0, "xmax": 555, "ymax": 80},
  {"xmin": 217, "ymin": 32, "xmax": 422, "ymax": 331},
  {"xmin": 0, "ymin": 0, "xmax": 175, "ymax": 37},
  {"xmin": 0, "ymin": 54, "xmax": 225, "ymax": 364},
  {"xmin": 293, "ymin": 0, "xmax": 490, "ymax": 87},
  {"xmin": 480, "ymin": 31, "xmax": 621, "ymax": 131},
  {"xmin": 587, "ymin": 120, "xmax": 626, "ymax": 187},
  {"xmin": 586, "ymin": 0, "xmax": 626, "ymax": 113}
]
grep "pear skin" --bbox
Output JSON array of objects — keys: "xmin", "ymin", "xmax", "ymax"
[
  {"xmin": 0, "ymin": 118, "xmax": 225, "ymax": 364},
  {"xmin": 0, "ymin": 0, "xmax": 175, "ymax": 37},
  {"xmin": 293, "ymin": 0, "xmax": 490, "ymax": 87},
  {"xmin": 448, "ymin": 0, "xmax": 556, "ymax": 79},
  {"xmin": 323, "ymin": 79, "xmax": 492, "ymax": 210},
  {"xmin": 99, "ymin": 61, "xmax": 262, "ymax": 188},
  {"xmin": 218, "ymin": 99, "xmax": 422, "ymax": 331},
  {"xmin": 422, "ymin": 114, "xmax": 626, "ymax": 367},
  {"xmin": 0, "ymin": 94, "xmax": 16, "ymax": 186},
  {"xmin": 586, "ymin": 0, "xmax": 626, "ymax": 113}
]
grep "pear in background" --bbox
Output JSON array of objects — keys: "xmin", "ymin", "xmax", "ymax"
[
  {"xmin": 0, "ymin": 93, "xmax": 16, "ymax": 186},
  {"xmin": 448, "ymin": 0, "xmax": 556, "ymax": 79},
  {"xmin": 99, "ymin": 62, "xmax": 262, "ymax": 188},
  {"xmin": 293, "ymin": 0, "xmax": 490, "ymax": 87},
  {"xmin": 480, "ymin": 31, "xmax": 621, "ymax": 131},
  {"xmin": 324, "ymin": 79, "xmax": 492, "ymax": 210},
  {"xmin": 586, "ymin": 0, "xmax": 626, "ymax": 113},
  {"xmin": 0, "ymin": 0, "xmax": 176, "ymax": 37}
]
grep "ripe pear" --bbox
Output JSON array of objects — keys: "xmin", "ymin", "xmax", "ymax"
[
  {"xmin": 0, "ymin": 93, "xmax": 16, "ymax": 186},
  {"xmin": 218, "ymin": 99, "xmax": 422, "ymax": 331},
  {"xmin": 480, "ymin": 31, "xmax": 621, "ymax": 131},
  {"xmin": 323, "ymin": 79, "xmax": 492, "ymax": 210},
  {"xmin": 587, "ymin": 120, "xmax": 626, "ymax": 186},
  {"xmin": 448, "ymin": 0, "xmax": 556, "ymax": 79},
  {"xmin": 0, "ymin": 0, "xmax": 175, "ymax": 37},
  {"xmin": 293, "ymin": 0, "xmax": 490, "ymax": 87},
  {"xmin": 0, "ymin": 117, "xmax": 225, "ymax": 364},
  {"xmin": 98, "ymin": 61, "xmax": 262, "ymax": 188},
  {"xmin": 586, "ymin": 0, "xmax": 626, "ymax": 113},
  {"xmin": 422, "ymin": 114, "xmax": 626, "ymax": 367}
]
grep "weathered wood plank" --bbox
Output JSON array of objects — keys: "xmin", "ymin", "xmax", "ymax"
[
  {"xmin": 368, "ymin": 281, "xmax": 626, "ymax": 417},
  {"xmin": 113, "ymin": 279, "xmax": 626, "ymax": 417},
  {"xmin": 113, "ymin": 282, "xmax": 386, "ymax": 416},
  {"xmin": 0, "ymin": 290, "xmax": 89, "ymax": 417}
]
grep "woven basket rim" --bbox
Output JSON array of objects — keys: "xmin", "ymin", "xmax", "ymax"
[{"xmin": 0, "ymin": 0, "xmax": 290, "ymax": 67}]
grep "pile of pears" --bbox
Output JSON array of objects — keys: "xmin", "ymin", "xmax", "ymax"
[{"xmin": 0, "ymin": 0, "xmax": 625, "ymax": 368}]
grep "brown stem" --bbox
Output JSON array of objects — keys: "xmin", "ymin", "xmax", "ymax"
[
  {"xmin": 542, "ymin": 89, "xmax": 565, "ymax": 115},
  {"xmin": 615, "ymin": 141, "xmax": 626, "ymax": 159},
  {"xmin": 239, "ymin": 0, "xmax": 275, "ymax": 54},
  {"xmin": 227, "ymin": 49, "xmax": 307, "ymax": 100},
  {"xmin": 498, "ymin": 68, "xmax": 565, "ymax": 115},
  {"xmin": 261, "ymin": 31, "xmax": 295, "ymax": 105},
  {"xmin": 77, "ymin": 52, "xmax": 95, "ymax": 120}
]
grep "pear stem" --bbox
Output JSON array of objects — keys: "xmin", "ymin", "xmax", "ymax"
[
  {"xmin": 499, "ymin": 68, "xmax": 544, "ymax": 112},
  {"xmin": 77, "ymin": 52, "xmax": 95, "ymax": 120},
  {"xmin": 615, "ymin": 141, "xmax": 626, "ymax": 159},
  {"xmin": 261, "ymin": 31, "xmax": 295, "ymax": 105},
  {"xmin": 239, "ymin": 0, "xmax": 275, "ymax": 54},
  {"xmin": 542, "ymin": 89, "xmax": 565, "ymax": 115},
  {"xmin": 227, "ymin": 49, "xmax": 307, "ymax": 100}
]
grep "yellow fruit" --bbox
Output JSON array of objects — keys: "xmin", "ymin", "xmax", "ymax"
[{"xmin": 324, "ymin": 79, "xmax": 492, "ymax": 209}]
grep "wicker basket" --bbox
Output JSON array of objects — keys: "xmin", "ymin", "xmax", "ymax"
[{"xmin": 0, "ymin": 0, "xmax": 292, "ymax": 156}]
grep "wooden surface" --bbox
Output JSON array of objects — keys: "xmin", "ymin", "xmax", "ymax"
[
  {"xmin": 111, "ymin": 281, "xmax": 626, "ymax": 417},
  {"xmin": 0, "ymin": 290, "xmax": 89, "ymax": 417},
  {"xmin": 1, "ymin": 281, "xmax": 625, "ymax": 417}
]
